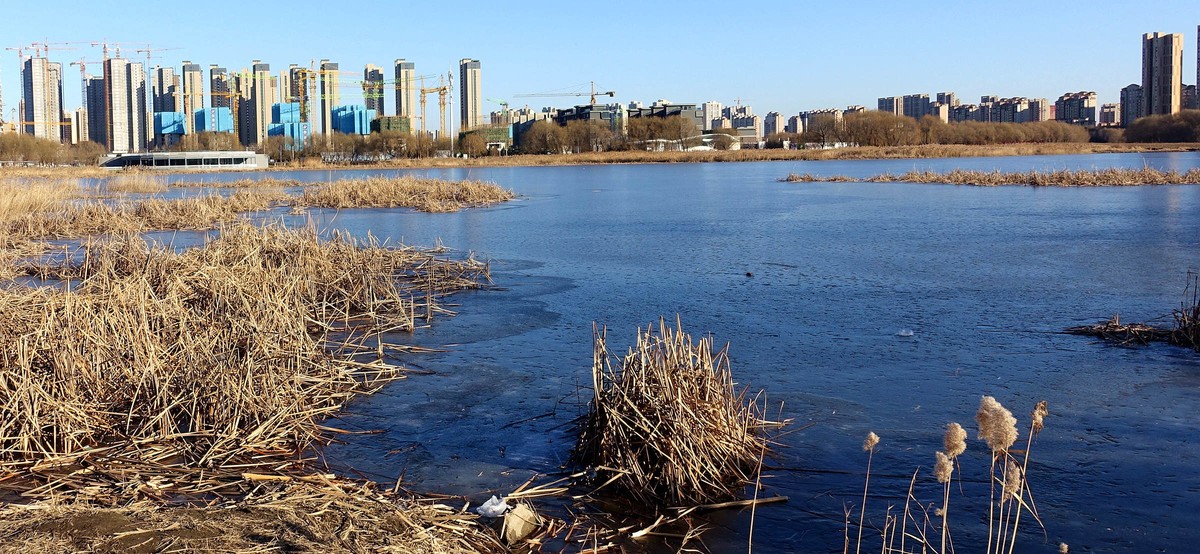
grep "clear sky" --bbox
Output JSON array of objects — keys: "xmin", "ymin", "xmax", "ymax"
[{"xmin": 2, "ymin": 0, "xmax": 1198, "ymax": 124}]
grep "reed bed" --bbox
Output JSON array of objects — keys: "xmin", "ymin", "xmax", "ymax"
[
  {"xmin": 105, "ymin": 172, "xmax": 168, "ymax": 193},
  {"xmin": 171, "ymin": 177, "xmax": 303, "ymax": 188},
  {"xmin": 574, "ymin": 318, "xmax": 780, "ymax": 508},
  {"xmin": 0, "ymin": 223, "xmax": 490, "ymax": 503},
  {"xmin": 294, "ymin": 176, "xmax": 515, "ymax": 213},
  {"xmin": 2, "ymin": 190, "xmax": 284, "ymax": 240},
  {"xmin": 0, "ymin": 177, "xmax": 83, "ymax": 227},
  {"xmin": 784, "ymin": 167, "xmax": 1200, "ymax": 187}
]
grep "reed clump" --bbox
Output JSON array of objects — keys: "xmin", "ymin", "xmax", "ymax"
[
  {"xmin": 172, "ymin": 177, "xmax": 302, "ymax": 188},
  {"xmin": 3, "ymin": 190, "xmax": 284, "ymax": 239},
  {"xmin": 782, "ymin": 173, "xmax": 859, "ymax": 182},
  {"xmin": 0, "ymin": 177, "xmax": 82, "ymax": 227},
  {"xmin": 574, "ymin": 318, "xmax": 780, "ymax": 507},
  {"xmin": 105, "ymin": 172, "xmax": 168, "ymax": 193},
  {"xmin": 1067, "ymin": 272, "xmax": 1200, "ymax": 352},
  {"xmin": 0, "ymin": 223, "xmax": 490, "ymax": 502},
  {"xmin": 869, "ymin": 167, "xmax": 1200, "ymax": 186},
  {"xmin": 294, "ymin": 176, "xmax": 515, "ymax": 213}
]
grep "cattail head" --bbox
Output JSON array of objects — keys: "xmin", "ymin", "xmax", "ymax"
[
  {"xmin": 944, "ymin": 422, "xmax": 967, "ymax": 458},
  {"xmin": 863, "ymin": 432, "xmax": 879, "ymax": 452},
  {"xmin": 934, "ymin": 451, "xmax": 953, "ymax": 484},
  {"xmin": 1059, "ymin": 543, "xmax": 1069, "ymax": 554},
  {"xmin": 976, "ymin": 396, "xmax": 1018, "ymax": 452},
  {"xmin": 1002, "ymin": 459, "xmax": 1023, "ymax": 501},
  {"xmin": 1031, "ymin": 400, "xmax": 1049, "ymax": 435}
]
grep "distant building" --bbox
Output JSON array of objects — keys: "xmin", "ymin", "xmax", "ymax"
[
  {"xmin": 763, "ymin": 111, "xmax": 785, "ymax": 137},
  {"xmin": 85, "ymin": 76, "xmax": 106, "ymax": 145},
  {"xmin": 1183, "ymin": 84, "xmax": 1198, "ymax": 110},
  {"xmin": 331, "ymin": 105, "xmax": 374, "ymax": 135},
  {"xmin": 153, "ymin": 66, "xmax": 180, "ymax": 113},
  {"xmin": 552, "ymin": 103, "xmax": 625, "ymax": 136},
  {"xmin": 1120, "ymin": 84, "xmax": 1143, "ymax": 127},
  {"xmin": 1098, "ymin": 103, "xmax": 1120, "ymax": 127},
  {"xmin": 936, "ymin": 92, "xmax": 959, "ymax": 107},
  {"xmin": 209, "ymin": 66, "xmax": 230, "ymax": 109},
  {"xmin": 69, "ymin": 107, "xmax": 87, "ymax": 144},
  {"xmin": 1142, "ymin": 32, "xmax": 1183, "ymax": 116},
  {"xmin": 701, "ymin": 101, "xmax": 722, "ymax": 130},
  {"xmin": 363, "ymin": 64, "xmax": 385, "ymax": 117},
  {"xmin": 394, "ymin": 59, "xmax": 417, "ymax": 124},
  {"xmin": 195, "ymin": 107, "xmax": 233, "ymax": 133},
  {"xmin": 250, "ymin": 62, "xmax": 277, "ymax": 146},
  {"xmin": 371, "ymin": 116, "xmax": 411, "ymax": 135},
  {"xmin": 902, "ymin": 94, "xmax": 931, "ymax": 119},
  {"xmin": 104, "ymin": 58, "xmax": 147, "ymax": 153},
  {"xmin": 267, "ymin": 102, "xmax": 309, "ymax": 150},
  {"xmin": 154, "ymin": 112, "xmax": 186, "ymax": 147},
  {"xmin": 459, "ymin": 58, "xmax": 482, "ymax": 131},
  {"xmin": 22, "ymin": 57, "xmax": 64, "ymax": 141},
  {"xmin": 1027, "ymin": 98, "xmax": 1050, "ymax": 122},
  {"xmin": 877, "ymin": 96, "xmax": 902, "ymax": 115},
  {"xmin": 319, "ymin": 60, "xmax": 339, "ymax": 139},
  {"xmin": 628, "ymin": 102, "xmax": 707, "ymax": 132},
  {"xmin": 1055, "ymin": 91, "xmax": 1097, "ymax": 126},
  {"xmin": 843, "ymin": 105, "xmax": 866, "ymax": 115},
  {"xmin": 180, "ymin": 62, "xmax": 204, "ymax": 134}
]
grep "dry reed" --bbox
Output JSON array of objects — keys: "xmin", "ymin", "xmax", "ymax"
[
  {"xmin": 847, "ymin": 397, "xmax": 1049, "ymax": 554},
  {"xmin": 105, "ymin": 172, "xmax": 168, "ymax": 193},
  {"xmin": 786, "ymin": 167, "xmax": 1200, "ymax": 187},
  {"xmin": 1067, "ymin": 272, "xmax": 1200, "ymax": 352},
  {"xmin": 294, "ymin": 176, "xmax": 515, "ymax": 213},
  {"xmin": 0, "ymin": 223, "xmax": 490, "ymax": 503},
  {"xmin": 573, "ymin": 318, "xmax": 781, "ymax": 508}
]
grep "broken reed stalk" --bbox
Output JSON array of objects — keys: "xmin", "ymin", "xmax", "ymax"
[
  {"xmin": 1067, "ymin": 272, "xmax": 1200, "ymax": 352},
  {"xmin": 574, "ymin": 318, "xmax": 782, "ymax": 508},
  {"xmin": 0, "ymin": 222, "xmax": 491, "ymax": 503}
]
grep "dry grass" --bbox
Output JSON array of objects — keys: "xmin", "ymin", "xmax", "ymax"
[
  {"xmin": 0, "ymin": 223, "xmax": 490, "ymax": 503},
  {"xmin": 574, "ymin": 318, "xmax": 781, "ymax": 507},
  {"xmin": 1068, "ymin": 272, "xmax": 1200, "ymax": 352},
  {"xmin": 105, "ymin": 173, "xmax": 168, "ymax": 193},
  {"xmin": 172, "ymin": 177, "xmax": 303, "ymax": 188},
  {"xmin": 294, "ymin": 176, "xmax": 514, "ymax": 213}
]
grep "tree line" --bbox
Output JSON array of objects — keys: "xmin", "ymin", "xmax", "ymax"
[{"xmin": 770, "ymin": 111, "xmax": 1090, "ymax": 148}]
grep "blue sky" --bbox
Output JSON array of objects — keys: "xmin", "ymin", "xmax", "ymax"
[{"xmin": 3, "ymin": 0, "xmax": 1198, "ymax": 123}]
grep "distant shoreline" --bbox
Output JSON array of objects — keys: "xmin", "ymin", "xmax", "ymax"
[{"xmin": 2, "ymin": 142, "xmax": 1198, "ymax": 178}]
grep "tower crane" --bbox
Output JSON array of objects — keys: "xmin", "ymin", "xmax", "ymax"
[
  {"xmin": 90, "ymin": 39, "xmax": 124, "ymax": 60},
  {"xmin": 69, "ymin": 58, "xmax": 102, "ymax": 113},
  {"xmin": 418, "ymin": 72, "xmax": 452, "ymax": 139},
  {"xmin": 0, "ymin": 47, "xmax": 23, "ymax": 126},
  {"xmin": 515, "ymin": 81, "xmax": 615, "ymax": 105},
  {"xmin": 486, "ymin": 97, "xmax": 511, "ymax": 125}
]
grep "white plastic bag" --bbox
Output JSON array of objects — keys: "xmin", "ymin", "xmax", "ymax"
[{"xmin": 475, "ymin": 495, "xmax": 510, "ymax": 517}]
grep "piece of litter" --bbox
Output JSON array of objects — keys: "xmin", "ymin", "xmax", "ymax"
[
  {"xmin": 896, "ymin": 329, "xmax": 914, "ymax": 337},
  {"xmin": 475, "ymin": 495, "xmax": 510, "ymax": 517}
]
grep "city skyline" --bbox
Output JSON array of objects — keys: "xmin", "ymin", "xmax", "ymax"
[{"xmin": 4, "ymin": 0, "xmax": 1200, "ymax": 126}]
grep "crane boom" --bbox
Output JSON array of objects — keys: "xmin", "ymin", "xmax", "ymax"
[{"xmin": 515, "ymin": 81, "xmax": 615, "ymax": 105}]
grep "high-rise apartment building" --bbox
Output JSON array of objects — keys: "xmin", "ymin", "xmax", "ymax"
[
  {"xmin": 104, "ymin": 58, "xmax": 147, "ymax": 153},
  {"xmin": 1120, "ymin": 84, "xmax": 1143, "ymax": 127},
  {"xmin": 319, "ymin": 60, "xmax": 340, "ymax": 139},
  {"xmin": 394, "ymin": 59, "xmax": 416, "ymax": 125},
  {"xmin": 286, "ymin": 64, "xmax": 311, "ymax": 124},
  {"xmin": 250, "ymin": 62, "xmax": 277, "ymax": 146},
  {"xmin": 701, "ymin": 101, "xmax": 722, "ymax": 131},
  {"xmin": 1141, "ymin": 32, "xmax": 1183, "ymax": 116},
  {"xmin": 153, "ymin": 66, "xmax": 180, "ymax": 113},
  {"xmin": 22, "ymin": 57, "xmax": 64, "ymax": 141},
  {"xmin": 459, "ymin": 58, "xmax": 482, "ymax": 131},
  {"xmin": 180, "ymin": 62, "xmax": 204, "ymax": 134},
  {"xmin": 936, "ymin": 92, "xmax": 959, "ymax": 107},
  {"xmin": 363, "ymin": 64, "xmax": 385, "ymax": 117},
  {"xmin": 877, "ymin": 96, "xmax": 902, "ymax": 115},
  {"xmin": 1054, "ymin": 91, "xmax": 1097, "ymax": 126},
  {"xmin": 1183, "ymin": 84, "xmax": 1199, "ymax": 110},
  {"xmin": 210, "ymin": 66, "xmax": 230, "ymax": 109},
  {"xmin": 85, "ymin": 76, "xmax": 107, "ymax": 145}
]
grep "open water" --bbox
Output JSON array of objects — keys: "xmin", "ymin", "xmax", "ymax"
[{"xmin": 170, "ymin": 152, "xmax": 1200, "ymax": 552}]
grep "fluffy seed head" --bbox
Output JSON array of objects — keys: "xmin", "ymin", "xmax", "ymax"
[
  {"xmin": 863, "ymin": 432, "xmax": 879, "ymax": 452},
  {"xmin": 1059, "ymin": 543, "xmax": 1069, "ymax": 554},
  {"xmin": 944, "ymin": 422, "xmax": 967, "ymax": 458},
  {"xmin": 1031, "ymin": 400, "xmax": 1049, "ymax": 435},
  {"xmin": 976, "ymin": 396, "xmax": 1018, "ymax": 452},
  {"xmin": 1002, "ymin": 459, "xmax": 1023, "ymax": 501},
  {"xmin": 934, "ymin": 451, "xmax": 954, "ymax": 484}
]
